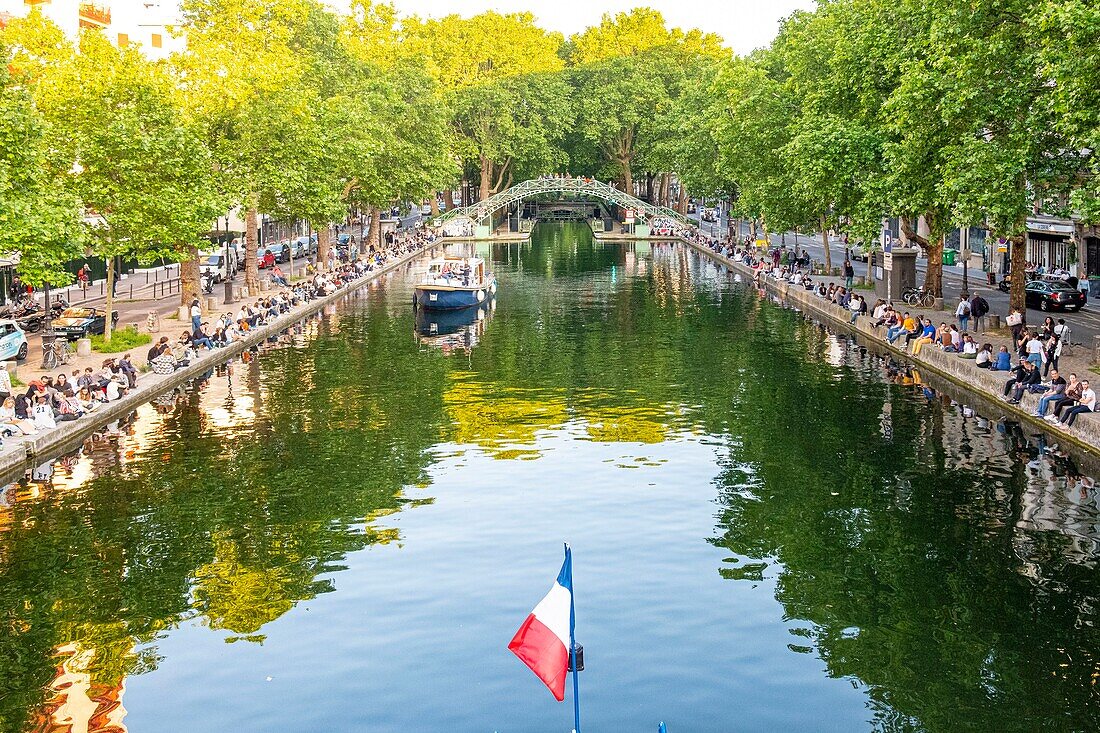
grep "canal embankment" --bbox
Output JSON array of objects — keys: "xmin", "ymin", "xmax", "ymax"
[
  {"xmin": 0, "ymin": 244, "xmax": 439, "ymax": 479},
  {"xmin": 679, "ymin": 237, "xmax": 1100, "ymax": 455}
]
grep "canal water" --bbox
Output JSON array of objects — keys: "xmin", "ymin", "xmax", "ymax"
[{"xmin": 1, "ymin": 223, "xmax": 1098, "ymax": 731}]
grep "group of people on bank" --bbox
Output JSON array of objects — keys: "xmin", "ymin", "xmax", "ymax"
[
  {"xmin": 0, "ymin": 357, "xmax": 135, "ymax": 441},
  {"xmin": 683, "ymin": 227, "xmax": 1095, "ymax": 433},
  {"xmin": 0, "ymin": 235, "xmax": 433, "ymax": 448}
]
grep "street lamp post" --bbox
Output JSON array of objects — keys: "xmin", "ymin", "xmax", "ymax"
[
  {"xmin": 961, "ymin": 226, "xmax": 970, "ymax": 300},
  {"xmin": 223, "ymin": 216, "xmax": 234, "ymax": 304}
]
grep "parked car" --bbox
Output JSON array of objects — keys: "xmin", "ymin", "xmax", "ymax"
[
  {"xmin": 292, "ymin": 234, "xmax": 317, "ymax": 258},
  {"xmin": 0, "ymin": 319, "xmax": 29, "ymax": 360},
  {"xmin": 200, "ymin": 253, "xmax": 231, "ymax": 282},
  {"xmin": 1024, "ymin": 280, "xmax": 1087, "ymax": 312},
  {"xmin": 52, "ymin": 307, "xmax": 119, "ymax": 340}
]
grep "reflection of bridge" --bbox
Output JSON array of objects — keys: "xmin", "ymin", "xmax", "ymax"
[{"xmin": 435, "ymin": 178, "xmax": 688, "ymax": 226}]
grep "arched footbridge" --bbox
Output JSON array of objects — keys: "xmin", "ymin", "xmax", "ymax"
[{"xmin": 434, "ymin": 178, "xmax": 688, "ymax": 234}]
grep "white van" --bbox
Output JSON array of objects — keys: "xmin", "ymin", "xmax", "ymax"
[{"xmin": 200, "ymin": 252, "xmax": 231, "ymax": 282}]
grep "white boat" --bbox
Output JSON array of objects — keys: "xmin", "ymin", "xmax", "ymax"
[{"xmin": 414, "ymin": 256, "xmax": 497, "ymax": 310}]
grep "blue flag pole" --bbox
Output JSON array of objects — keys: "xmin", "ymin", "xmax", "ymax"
[
  {"xmin": 658, "ymin": 723, "xmax": 667, "ymax": 733},
  {"xmin": 566, "ymin": 543, "xmax": 581, "ymax": 733}
]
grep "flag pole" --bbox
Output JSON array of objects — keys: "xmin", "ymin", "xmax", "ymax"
[{"xmin": 566, "ymin": 543, "xmax": 581, "ymax": 733}]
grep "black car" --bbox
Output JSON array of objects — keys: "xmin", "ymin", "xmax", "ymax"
[
  {"xmin": 1024, "ymin": 280, "xmax": 1086, "ymax": 312},
  {"xmin": 52, "ymin": 307, "xmax": 120, "ymax": 340}
]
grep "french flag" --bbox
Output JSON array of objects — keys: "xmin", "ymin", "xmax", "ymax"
[{"xmin": 508, "ymin": 547, "xmax": 574, "ymax": 701}]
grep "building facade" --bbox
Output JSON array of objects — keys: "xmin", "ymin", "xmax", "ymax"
[{"xmin": 0, "ymin": 0, "xmax": 183, "ymax": 60}]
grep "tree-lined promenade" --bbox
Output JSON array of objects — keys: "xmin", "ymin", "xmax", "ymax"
[{"xmin": 4, "ymin": 0, "xmax": 1100, "ymax": 322}]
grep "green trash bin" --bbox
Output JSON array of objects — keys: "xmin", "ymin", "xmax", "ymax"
[{"xmin": 942, "ymin": 249, "xmax": 957, "ymax": 266}]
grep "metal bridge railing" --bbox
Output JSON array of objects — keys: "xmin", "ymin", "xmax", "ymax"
[{"xmin": 435, "ymin": 178, "xmax": 688, "ymax": 225}]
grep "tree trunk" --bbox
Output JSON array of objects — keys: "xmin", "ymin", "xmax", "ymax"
[
  {"xmin": 103, "ymin": 257, "xmax": 115, "ymax": 341},
  {"xmin": 478, "ymin": 156, "xmax": 492, "ymax": 203},
  {"xmin": 620, "ymin": 158, "xmax": 633, "ymax": 197},
  {"xmin": 315, "ymin": 223, "xmax": 331, "ymax": 273},
  {"xmin": 368, "ymin": 206, "xmax": 381, "ymax": 253},
  {"xmin": 645, "ymin": 173, "xmax": 655, "ymax": 203},
  {"xmin": 820, "ymin": 215, "xmax": 832, "ymax": 271},
  {"xmin": 657, "ymin": 173, "xmax": 669, "ymax": 208},
  {"xmin": 444, "ymin": 189, "xmax": 455, "ymax": 210},
  {"xmin": 245, "ymin": 202, "xmax": 259, "ymax": 293},
  {"xmin": 1008, "ymin": 232, "xmax": 1026, "ymax": 312},
  {"xmin": 923, "ymin": 236, "xmax": 944, "ymax": 297},
  {"xmin": 180, "ymin": 244, "xmax": 200, "ymax": 307},
  {"xmin": 430, "ymin": 196, "xmax": 440, "ymax": 217},
  {"xmin": 676, "ymin": 183, "xmax": 688, "ymax": 215}
]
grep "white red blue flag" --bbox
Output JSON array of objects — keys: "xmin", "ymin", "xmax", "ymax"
[{"xmin": 508, "ymin": 547, "xmax": 574, "ymax": 701}]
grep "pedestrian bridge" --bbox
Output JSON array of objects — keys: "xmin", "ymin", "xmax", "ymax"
[{"xmin": 434, "ymin": 178, "xmax": 687, "ymax": 232}]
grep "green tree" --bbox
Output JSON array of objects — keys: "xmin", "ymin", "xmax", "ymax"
[
  {"xmin": 565, "ymin": 7, "xmax": 724, "ymax": 65},
  {"xmin": 0, "ymin": 47, "xmax": 82, "ymax": 288},
  {"xmin": 40, "ymin": 31, "xmax": 221, "ymax": 338}
]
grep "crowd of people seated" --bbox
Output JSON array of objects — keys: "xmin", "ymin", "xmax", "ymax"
[
  {"xmin": 0, "ymin": 356, "xmax": 136, "ymax": 441},
  {"xmin": 675, "ymin": 225, "xmax": 1095, "ymax": 432},
  {"xmin": 0, "ymin": 236, "xmax": 433, "ymax": 449}
]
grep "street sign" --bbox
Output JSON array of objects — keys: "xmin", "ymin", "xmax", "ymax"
[
  {"xmin": 881, "ymin": 217, "xmax": 892, "ymax": 254},
  {"xmin": 883, "ymin": 252, "xmax": 893, "ymax": 271},
  {"xmin": 624, "ymin": 209, "xmax": 635, "ymax": 224}
]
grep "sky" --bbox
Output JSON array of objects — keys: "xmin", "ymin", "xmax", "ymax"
[{"xmin": 392, "ymin": 0, "xmax": 815, "ymax": 55}]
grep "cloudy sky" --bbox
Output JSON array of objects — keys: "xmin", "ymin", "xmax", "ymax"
[{"xmin": 390, "ymin": 0, "xmax": 816, "ymax": 54}]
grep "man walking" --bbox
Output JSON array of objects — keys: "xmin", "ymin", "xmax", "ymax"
[
  {"xmin": 843, "ymin": 259, "xmax": 854, "ymax": 289},
  {"xmin": 968, "ymin": 291, "xmax": 988, "ymax": 333}
]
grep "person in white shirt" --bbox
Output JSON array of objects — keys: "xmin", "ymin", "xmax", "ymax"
[
  {"xmin": 1060, "ymin": 380, "xmax": 1096, "ymax": 427},
  {"xmin": 1025, "ymin": 333, "xmax": 1045, "ymax": 368},
  {"xmin": 0, "ymin": 362, "xmax": 11, "ymax": 401},
  {"xmin": 32, "ymin": 395, "xmax": 56, "ymax": 430}
]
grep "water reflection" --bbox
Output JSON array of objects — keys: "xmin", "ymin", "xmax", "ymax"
[
  {"xmin": 414, "ymin": 301, "xmax": 495, "ymax": 354},
  {"xmin": 0, "ymin": 228, "xmax": 1097, "ymax": 730}
]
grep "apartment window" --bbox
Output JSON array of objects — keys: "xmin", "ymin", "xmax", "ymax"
[
  {"xmin": 151, "ymin": 33, "xmax": 162, "ymax": 48},
  {"xmin": 117, "ymin": 32, "xmax": 129, "ymax": 46}
]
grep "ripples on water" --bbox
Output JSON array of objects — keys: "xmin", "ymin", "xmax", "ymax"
[{"xmin": 0, "ymin": 227, "xmax": 1098, "ymax": 731}]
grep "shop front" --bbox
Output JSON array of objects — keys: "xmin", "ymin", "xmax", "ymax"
[{"xmin": 1024, "ymin": 216, "xmax": 1076, "ymax": 272}]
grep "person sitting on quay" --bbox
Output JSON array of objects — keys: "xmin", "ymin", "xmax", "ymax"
[
  {"xmin": 1032, "ymin": 370, "xmax": 1068, "ymax": 418},
  {"xmin": 1006, "ymin": 360, "xmax": 1042, "ymax": 404},
  {"xmin": 1, "ymin": 396, "xmax": 37, "ymax": 436},
  {"xmin": 991, "ymin": 345, "xmax": 1012, "ymax": 371},
  {"xmin": 1047, "ymin": 374, "xmax": 1084, "ymax": 422},
  {"xmin": 271, "ymin": 265, "xmax": 290, "ymax": 287},
  {"xmin": 910, "ymin": 318, "xmax": 937, "ymax": 355},
  {"xmin": 1002, "ymin": 358, "xmax": 1035, "ymax": 402},
  {"xmin": 974, "ymin": 343, "xmax": 993, "ymax": 368},
  {"xmin": 119, "ymin": 354, "xmax": 138, "ymax": 387},
  {"xmin": 886, "ymin": 312, "xmax": 916, "ymax": 344},
  {"xmin": 1058, "ymin": 379, "xmax": 1096, "ymax": 427}
]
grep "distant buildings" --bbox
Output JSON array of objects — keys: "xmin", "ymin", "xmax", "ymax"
[{"xmin": 0, "ymin": 1, "xmax": 183, "ymax": 60}]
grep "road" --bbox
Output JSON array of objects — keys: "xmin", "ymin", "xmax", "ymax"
[{"xmin": 691, "ymin": 214, "xmax": 1100, "ymax": 346}]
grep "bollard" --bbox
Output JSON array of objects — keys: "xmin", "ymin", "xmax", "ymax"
[
  {"xmin": 206, "ymin": 296, "xmax": 218, "ymax": 311},
  {"xmin": 933, "ymin": 297, "xmax": 944, "ymax": 311},
  {"xmin": 1094, "ymin": 335, "xmax": 1100, "ymax": 366},
  {"xmin": 178, "ymin": 305, "xmax": 189, "ymax": 322},
  {"xmin": 987, "ymin": 314, "xmax": 1001, "ymax": 331},
  {"xmin": 76, "ymin": 338, "xmax": 92, "ymax": 357}
]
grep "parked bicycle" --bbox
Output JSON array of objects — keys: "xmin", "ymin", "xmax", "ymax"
[
  {"xmin": 41, "ymin": 337, "xmax": 72, "ymax": 369},
  {"xmin": 902, "ymin": 287, "xmax": 935, "ymax": 308}
]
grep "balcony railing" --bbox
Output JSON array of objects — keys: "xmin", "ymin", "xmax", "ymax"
[{"xmin": 78, "ymin": 2, "xmax": 111, "ymax": 27}]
